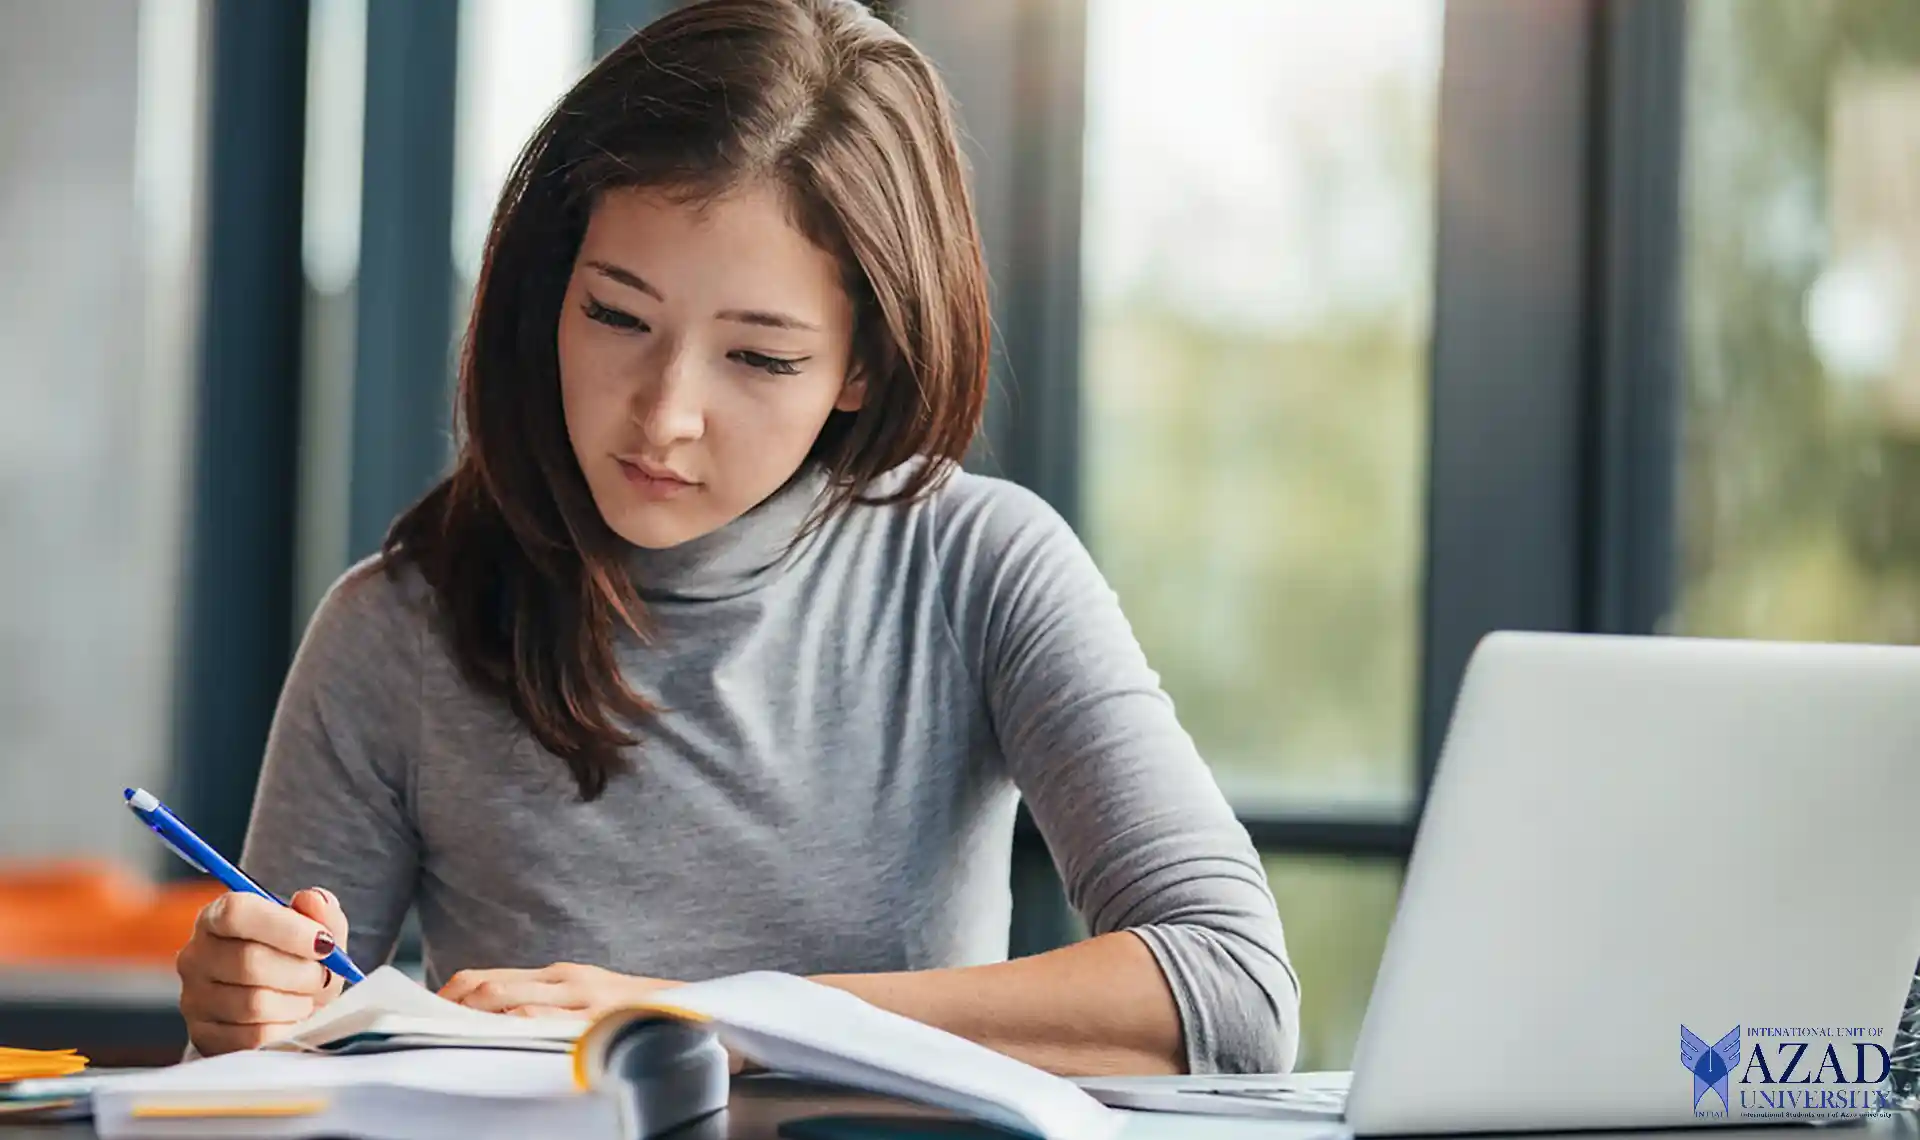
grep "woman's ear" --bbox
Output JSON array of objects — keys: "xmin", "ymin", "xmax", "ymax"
[{"xmin": 833, "ymin": 369, "xmax": 867, "ymax": 413}]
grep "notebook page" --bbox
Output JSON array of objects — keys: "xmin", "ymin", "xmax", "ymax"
[
  {"xmin": 288, "ymin": 967, "xmax": 466, "ymax": 1035},
  {"xmin": 272, "ymin": 966, "xmax": 584, "ymax": 1050}
]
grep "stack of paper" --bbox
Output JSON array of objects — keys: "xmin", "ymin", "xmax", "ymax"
[
  {"xmin": 88, "ymin": 1049, "xmax": 621, "ymax": 1139},
  {"xmin": 82, "ymin": 1035, "xmax": 732, "ymax": 1139},
  {"xmin": 3, "ymin": 969, "xmax": 730, "ymax": 1139},
  {"xmin": 0, "ymin": 1046, "xmax": 87, "ymax": 1081}
]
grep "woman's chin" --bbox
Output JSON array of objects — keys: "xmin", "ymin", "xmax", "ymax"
[{"xmin": 610, "ymin": 503, "xmax": 727, "ymax": 550}]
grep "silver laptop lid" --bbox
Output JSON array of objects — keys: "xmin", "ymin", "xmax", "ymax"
[{"xmin": 1346, "ymin": 632, "xmax": 1920, "ymax": 1135}]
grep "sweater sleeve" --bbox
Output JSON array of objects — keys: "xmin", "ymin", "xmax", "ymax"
[
  {"xmin": 237, "ymin": 558, "xmax": 423, "ymax": 977},
  {"xmin": 933, "ymin": 475, "xmax": 1302, "ymax": 1074}
]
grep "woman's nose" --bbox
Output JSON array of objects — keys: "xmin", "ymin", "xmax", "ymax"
[{"xmin": 631, "ymin": 351, "xmax": 705, "ymax": 447}]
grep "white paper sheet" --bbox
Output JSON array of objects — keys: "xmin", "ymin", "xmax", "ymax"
[{"xmin": 268, "ymin": 965, "xmax": 585, "ymax": 1051}]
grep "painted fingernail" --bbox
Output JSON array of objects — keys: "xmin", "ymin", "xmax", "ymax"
[
  {"xmin": 322, "ymin": 966, "xmax": 334, "ymax": 987},
  {"xmin": 314, "ymin": 931, "xmax": 337, "ymax": 957},
  {"xmin": 316, "ymin": 888, "xmax": 337, "ymax": 908}
]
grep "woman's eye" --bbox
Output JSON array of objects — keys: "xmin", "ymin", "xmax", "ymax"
[
  {"xmin": 732, "ymin": 350, "xmax": 807, "ymax": 377},
  {"xmin": 582, "ymin": 297, "xmax": 645, "ymax": 332}
]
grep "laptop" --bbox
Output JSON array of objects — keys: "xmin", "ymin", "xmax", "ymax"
[{"xmin": 1078, "ymin": 631, "xmax": 1920, "ymax": 1134}]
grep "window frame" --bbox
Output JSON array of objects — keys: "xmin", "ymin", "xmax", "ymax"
[
  {"xmin": 347, "ymin": 0, "xmax": 462, "ymax": 564},
  {"xmin": 171, "ymin": 0, "xmax": 312, "ymax": 859}
]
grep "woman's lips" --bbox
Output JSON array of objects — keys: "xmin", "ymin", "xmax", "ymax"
[{"xmin": 615, "ymin": 457, "xmax": 698, "ymax": 500}]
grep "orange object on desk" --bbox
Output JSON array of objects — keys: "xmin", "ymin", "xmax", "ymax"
[
  {"xmin": 0, "ymin": 1046, "xmax": 89, "ymax": 1080},
  {"xmin": 0, "ymin": 859, "xmax": 224, "ymax": 966}
]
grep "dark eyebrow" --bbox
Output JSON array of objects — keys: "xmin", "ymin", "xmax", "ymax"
[
  {"xmin": 587, "ymin": 259, "xmax": 818, "ymax": 332},
  {"xmin": 715, "ymin": 308, "xmax": 821, "ymax": 333},
  {"xmin": 585, "ymin": 260, "xmax": 663, "ymax": 301}
]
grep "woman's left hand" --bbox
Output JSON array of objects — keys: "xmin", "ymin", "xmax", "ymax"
[{"xmin": 438, "ymin": 962, "xmax": 680, "ymax": 1021}]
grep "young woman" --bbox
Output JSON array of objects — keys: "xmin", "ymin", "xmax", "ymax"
[{"xmin": 174, "ymin": 0, "xmax": 1299, "ymax": 1077}]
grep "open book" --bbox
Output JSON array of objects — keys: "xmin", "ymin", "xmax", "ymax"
[{"xmin": 577, "ymin": 971, "xmax": 1123, "ymax": 1140}]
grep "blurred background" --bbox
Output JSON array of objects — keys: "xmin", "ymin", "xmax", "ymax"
[{"xmin": 1, "ymin": 0, "xmax": 1918, "ymax": 1070}]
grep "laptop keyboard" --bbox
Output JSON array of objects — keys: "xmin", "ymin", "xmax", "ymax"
[
  {"xmin": 1074, "ymin": 1071, "xmax": 1353, "ymax": 1120},
  {"xmin": 1187, "ymin": 1086, "xmax": 1349, "ymax": 1111}
]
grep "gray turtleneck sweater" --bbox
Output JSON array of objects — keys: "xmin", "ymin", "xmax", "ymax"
[{"xmin": 240, "ymin": 464, "xmax": 1300, "ymax": 1074}]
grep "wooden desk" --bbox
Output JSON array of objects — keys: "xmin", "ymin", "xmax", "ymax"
[{"xmin": 1, "ymin": 1077, "xmax": 1916, "ymax": 1140}]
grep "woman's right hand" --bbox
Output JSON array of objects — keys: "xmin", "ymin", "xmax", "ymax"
[{"xmin": 175, "ymin": 887, "xmax": 349, "ymax": 1055}]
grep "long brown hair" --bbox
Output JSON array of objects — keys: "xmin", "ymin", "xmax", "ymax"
[{"xmin": 384, "ymin": 0, "xmax": 990, "ymax": 800}]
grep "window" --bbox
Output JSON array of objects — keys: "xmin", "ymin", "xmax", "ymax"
[
  {"xmin": 452, "ymin": 0, "xmax": 593, "ymax": 290},
  {"xmin": 1077, "ymin": 0, "xmax": 1443, "ymax": 1070},
  {"xmin": 1677, "ymin": 0, "xmax": 1920, "ymax": 644},
  {"xmin": 1264, "ymin": 855, "xmax": 1402, "ymax": 1070},
  {"xmin": 1079, "ymin": 0, "xmax": 1444, "ymax": 812},
  {"xmin": 298, "ymin": 0, "xmax": 593, "ymax": 606}
]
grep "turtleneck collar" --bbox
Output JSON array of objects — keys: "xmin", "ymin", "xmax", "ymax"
[{"xmin": 624, "ymin": 464, "xmax": 832, "ymax": 603}]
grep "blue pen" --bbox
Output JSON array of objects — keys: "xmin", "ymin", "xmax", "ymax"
[{"xmin": 123, "ymin": 787, "xmax": 365, "ymax": 986}]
